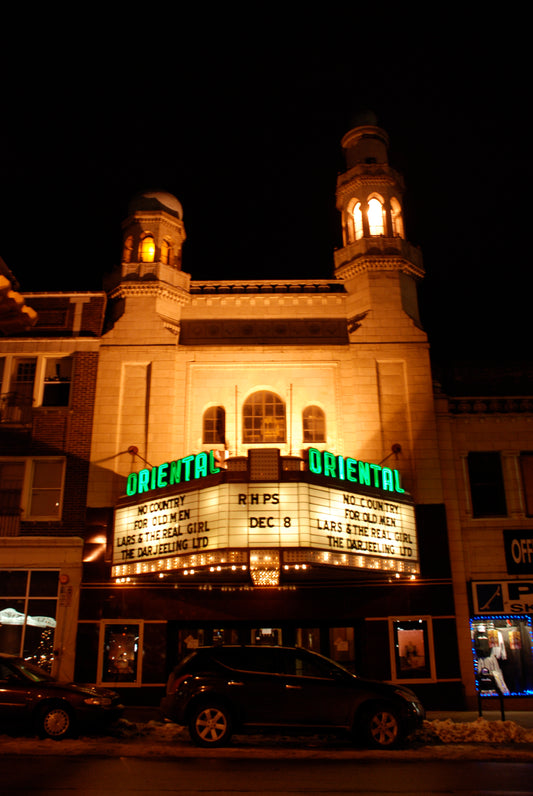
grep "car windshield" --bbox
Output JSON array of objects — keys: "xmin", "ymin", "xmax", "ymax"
[{"xmin": 17, "ymin": 661, "xmax": 55, "ymax": 683}]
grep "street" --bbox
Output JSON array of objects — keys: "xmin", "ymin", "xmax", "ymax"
[{"xmin": 0, "ymin": 756, "xmax": 532, "ymax": 795}]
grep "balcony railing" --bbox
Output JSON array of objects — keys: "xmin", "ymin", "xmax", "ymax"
[{"xmin": 0, "ymin": 392, "xmax": 33, "ymax": 426}]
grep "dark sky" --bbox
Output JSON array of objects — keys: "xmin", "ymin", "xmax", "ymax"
[{"xmin": 2, "ymin": 14, "xmax": 531, "ymax": 367}]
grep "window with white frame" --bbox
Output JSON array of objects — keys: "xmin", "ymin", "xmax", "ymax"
[
  {"xmin": 0, "ymin": 569, "xmax": 59, "ymax": 671},
  {"xmin": 0, "ymin": 458, "xmax": 65, "ymax": 521},
  {"xmin": 0, "ymin": 355, "xmax": 73, "ymax": 411}
]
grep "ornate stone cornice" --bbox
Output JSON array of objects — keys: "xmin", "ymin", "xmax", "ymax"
[
  {"xmin": 447, "ymin": 397, "xmax": 533, "ymax": 415},
  {"xmin": 108, "ymin": 281, "xmax": 190, "ymax": 307},
  {"xmin": 335, "ymin": 254, "xmax": 424, "ymax": 282}
]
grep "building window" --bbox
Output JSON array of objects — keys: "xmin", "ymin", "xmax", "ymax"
[
  {"xmin": 122, "ymin": 235, "xmax": 133, "ymax": 263},
  {"xmin": 161, "ymin": 239, "xmax": 173, "ymax": 265},
  {"xmin": 390, "ymin": 197, "xmax": 404, "ymax": 238},
  {"xmin": 353, "ymin": 202, "xmax": 363, "ymax": 240},
  {"xmin": 42, "ymin": 358, "xmax": 72, "ymax": 407},
  {"xmin": 139, "ymin": 234, "xmax": 155, "ymax": 263},
  {"xmin": 0, "ymin": 569, "xmax": 59, "ymax": 671},
  {"xmin": 0, "ymin": 461, "xmax": 24, "ymax": 534},
  {"xmin": 390, "ymin": 617, "xmax": 435, "ymax": 681},
  {"xmin": 467, "ymin": 452, "xmax": 507, "ymax": 517},
  {"xmin": 0, "ymin": 355, "xmax": 73, "ymax": 413},
  {"xmin": 367, "ymin": 196, "xmax": 385, "ymax": 236},
  {"xmin": 243, "ymin": 391, "xmax": 286, "ymax": 444},
  {"xmin": 520, "ymin": 453, "xmax": 533, "ymax": 516},
  {"xmin": 471, "ymin": 616, "xmax": 533, "ymax": 697},
  {"xmin": 101, "ymin": 623, "xmax": 140, "ymax": 685},
  {"xmin": 302, "ymin": 405, "xmax": 326, "ymax": 443},
  {"xmin": 0, "ymin": 458, "xmax": 65, "ymax": 521},
  {"xmin": 203, "ymin": 406, "xmax": 226, "ymax": 445}
]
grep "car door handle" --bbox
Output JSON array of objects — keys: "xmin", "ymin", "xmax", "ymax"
[{"xmin": 285, "ymin": 684, "xmax": 302, "ymax": 689}]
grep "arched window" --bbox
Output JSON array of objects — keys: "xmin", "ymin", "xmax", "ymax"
[
  {"xmin": 139, "ymin": 234, "xmax": 155, "ymax": 263},
  {"xmin": 367, "ymin": 197, "xmax": 385, "ymax": 236},
  {"xmin": 203, "ymin": 406, "xmax": 226, "ymax": 445},
  {"xmin": 302, "ymin": 405, "xmax": 326, "ymax": 443},
  {"xmin": 161, "ymin": 239, "xmax": 174, "ymax": 265},
  {"xmin": 243, "ymin": 391, "xmax": 286, "ymax": 443},
  {"xmin": 390, "ymin": 197, "xmax": 404, "ymax": 238},
  {"xmin": 353, "ymin": 202, "xmax": 364, "ymax": 240},
  {"xmin": 122, "ymin": 235, "xmax": 133, "ymax": 263}
]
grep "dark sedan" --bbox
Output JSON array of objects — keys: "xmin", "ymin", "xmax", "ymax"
[
  {"xmin": 161, "ymin": 645, "xmax": 425, "ymax": 748},
  {"xmin": 0, "ymin": 653, "xmax": 123, "ymax": 739}
]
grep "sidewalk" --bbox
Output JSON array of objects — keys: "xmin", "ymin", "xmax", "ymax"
[{"xmin": 123, "ymin": 705, "xmax": 533, "ymax": 730}]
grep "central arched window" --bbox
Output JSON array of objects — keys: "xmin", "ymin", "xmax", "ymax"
[
  {"xmin": 139, "ymin": 234, "xmax": 155, "ymax": 263},
  {"xmin": 367, "ymin": 197, "xmax": 385, "ymax": 236},
  {"xmin": 203, "ymin": 406, "xmax": 226, "ymax": 445},
  {"xmin": 243, "ymin": 391, "xmax": 286, "ymax": 443}
]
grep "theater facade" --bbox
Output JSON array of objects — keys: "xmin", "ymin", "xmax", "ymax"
[{"xmin": 74, "ymin": 120, "xmax": 462, "ymax": 708}]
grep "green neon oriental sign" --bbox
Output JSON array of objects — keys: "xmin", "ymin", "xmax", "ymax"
[{"xmin": 125, "ymin": 448, "xmax": 405, "ymax": 497}]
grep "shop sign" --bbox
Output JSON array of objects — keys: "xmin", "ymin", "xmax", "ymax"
[
  {"xmin": 473, "ymin": 581, "xmax": 533, "ymax": 614},
  {"xmin": 503, "ymin": 530, "xmax": 533, "ymax": 574},
  {"xmin": 113, "ymin": 482, "xmax": 417, "ymax": 575}
]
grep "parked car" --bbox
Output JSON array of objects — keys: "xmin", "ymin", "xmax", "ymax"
[
  {"xmin": 160, "ymin": 645, "xmax": 425, "ymax": 748},
  {"xmin": 0, "ymin": 653, "xmax": 123, "ymax": 739}
]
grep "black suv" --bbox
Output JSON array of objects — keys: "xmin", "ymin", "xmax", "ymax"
[{"xmin": 160, "ymin": 645, "xmax": 424, "ymax": 748}]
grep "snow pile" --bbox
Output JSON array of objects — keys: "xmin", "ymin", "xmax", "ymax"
[{"xmin": 418, "ymin": 717, "xmax": 533, "ymax": 745}]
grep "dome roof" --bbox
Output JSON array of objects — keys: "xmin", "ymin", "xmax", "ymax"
[{"xmin": 128, "ymin": 191, "xmax": 183, "ymax": 220}]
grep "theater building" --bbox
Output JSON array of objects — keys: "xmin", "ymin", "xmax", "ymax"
[
  {"xmin": 76, "ymin": 120, "xmax": 461, "ymax": 708},
  {"xmin": 4, "ymin": 118, "xmax": 531, "ymax": 709}
]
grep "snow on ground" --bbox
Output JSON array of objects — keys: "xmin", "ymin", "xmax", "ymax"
[{"xmin": 1, "ymin": 718, "xmax": 533, "ymax": 760}]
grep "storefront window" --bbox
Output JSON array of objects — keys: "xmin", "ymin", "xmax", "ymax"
[
  {"xmin": 252, "ymin": 627, "xmax": 281, "ymax": 645},
  {"xmin": 0, "ymin": 570, "xmax": 58, "ymax": 671},
  {"xmin": 329, "ymin": 627, "xmax": 355, "ymax": 670},
  {"xmin": 296, "ymin": 627, "xmax": 320, "ymax": 653},
  {"xmin": 471, "ymin": 616, "xmax": 533, "ymax": 696},
  {"xmin": 101, "ymin": 624, "xmax": 140, "ymax": 684},
  {"xmin": 391, "ymin": 618, "xmax": 434, "ymax": 680},
  {"xmin": 177, "ymin": 628, "xmax": 205, "ymax": 659}
]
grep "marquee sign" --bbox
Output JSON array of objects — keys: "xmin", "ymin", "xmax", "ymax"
[{"xmin": 113, "ymin": 477, "xmax": 418, "ymax": 578}]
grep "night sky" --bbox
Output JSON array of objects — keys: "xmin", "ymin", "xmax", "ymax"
[{"xmin": 2, "ymin": 14, "xmax": 531, "ymax": 370}]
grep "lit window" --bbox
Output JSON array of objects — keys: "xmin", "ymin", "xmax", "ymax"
[
  {"xmin": 353, "ymin": 202, "xmax": 363, "ymax": 240},
  {"xmin": 243, "ymin": 391, "xmax": 286, "ymax": 443},
  {"xmin": 139, "ymin": 235, "xmax": 155, "ymax": 263},
  {"xmin": 467, "ymin": 452, "xmax": 507, "ymax": 517},
  {"xmin": 390, "ymin": 197, "xmax": 404, "ymax": 238},
  {"xmin": 302, "ymin": 406, "xmax": 325, "ymax": 443},
  {"xmin": 391, "ymin": 618, "xmax": 434, "ymax": 681},
  {"xmin": 367, "ymin": 197, "xmax": 385, "ymax": 236},
  {"xmin": 203, "ymin": 406, "xmax": 226, "ymax": 445}
]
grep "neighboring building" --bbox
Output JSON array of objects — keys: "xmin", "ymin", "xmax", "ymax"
[
  {"xmin": 435, "ymin": 365, "xmax": 533, "ymax": 705},
  {"xmin": 2, "ymin": 119, "xmax": 531, "ymax": 710},
  {"xmin": 0, "ymin": 287, "xmax": 106, "ymax": 680}
]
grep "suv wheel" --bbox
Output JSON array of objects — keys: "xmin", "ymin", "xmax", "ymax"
[
  {"xmin": 189, "ymin": 703, "xmax": 232, "ymax": 747},
  {"xmin": 362, "ymin": 704, "xmax": 401, "ymax": 749}
]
